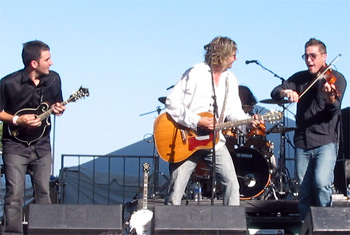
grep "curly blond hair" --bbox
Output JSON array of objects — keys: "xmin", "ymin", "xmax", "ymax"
[{"xmin": 204, "ymin": 36, "xmax": 237, "ymax": 68}]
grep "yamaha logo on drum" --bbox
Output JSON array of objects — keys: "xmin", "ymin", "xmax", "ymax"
[{"xmin": 236, "ymin": 153, "xmax": 253, "ymax": 158}]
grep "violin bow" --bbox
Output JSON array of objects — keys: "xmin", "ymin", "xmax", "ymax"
[{"xmin": 299, "ymin": 53, "xmax": 342, "ymax": 99}]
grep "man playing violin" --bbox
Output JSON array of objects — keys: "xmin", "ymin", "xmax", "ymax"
[{"xmin": 270, "ymin": 38, "xmax": 347, "ymax": 221}]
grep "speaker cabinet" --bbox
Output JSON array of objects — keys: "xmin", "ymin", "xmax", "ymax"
[
  {"xmin": 153, "ymin": 205, "xmax": 247, "ymax": 234},
  {"xmin": 28, "ymin": 204, "xmax": 122, "ymax": 234},
  {"xmin": 300, "ymin": 207, "xmax": 350, "ymax": 234},
  {"xmin": 334, "ymin": 107, "xmax": 350, "ymax": 194}
]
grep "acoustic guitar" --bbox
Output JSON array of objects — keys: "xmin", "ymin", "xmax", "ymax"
[{"xmin": 153, "ymin": 111, "xmax": 282, "ymax": 163}]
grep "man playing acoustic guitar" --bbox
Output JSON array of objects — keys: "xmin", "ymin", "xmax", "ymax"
[
  {"xmin": 0, "ymin": 40, "xmax": 66, "ymax": 234},
  {"xmin": 162, "ymin": 36, "xmax": 263, "ymax": 206}
]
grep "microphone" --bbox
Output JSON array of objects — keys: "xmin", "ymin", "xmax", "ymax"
[{"xmin": 245, "ymin": 60, "xmax": 258, "ymax": 64}]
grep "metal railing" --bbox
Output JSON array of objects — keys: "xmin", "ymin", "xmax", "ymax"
[{"xmin": 59, "ymin": 154, "xmax": 169, "ymax": 205}]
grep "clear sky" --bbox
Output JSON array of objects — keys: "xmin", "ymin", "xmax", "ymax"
[{"xmin": 1, "ymin": 0, "xmax": 349, "ymax": 175}]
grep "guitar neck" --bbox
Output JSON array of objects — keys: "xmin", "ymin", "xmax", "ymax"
[
  {"xmin": 142, "ymin": 172, "xmax": 148, "ymax": 210},
  {"xmin": 214, "ymin": 112, "xmax": 281, "ymax": 131},
  {"xmin": 215, "ymin": 116, "xmax": 254, "ymax": 131},
  {"xmin": 37, "ymin": 100, "xmax": 70, "ymax": 121}
]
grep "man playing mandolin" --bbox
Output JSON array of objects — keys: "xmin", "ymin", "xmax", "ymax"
[
  {"xmin": 164, "ymin": 36, "xmax": 263, "ymax": 206},
  {"xmin": 270, "ymin": 38, "xmax": 347, "ymax": 221},
  {"xmin": 0, "ymin": 40, "xmax": 66, "ymax": 234}
]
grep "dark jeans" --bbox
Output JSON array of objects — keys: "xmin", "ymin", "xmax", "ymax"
[{"xmin": 1, "ymin": 152, "xmax": 51, "ymax": 235}]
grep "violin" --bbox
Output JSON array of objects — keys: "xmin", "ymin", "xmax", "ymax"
[{"xmin": 321, "ymin": 67, "xmax": 340, "ymax": 97}]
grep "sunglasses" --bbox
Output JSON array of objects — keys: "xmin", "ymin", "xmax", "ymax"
[{"xmin": 301, "ymin": 53, "xmax": 325, "ymax": 60}]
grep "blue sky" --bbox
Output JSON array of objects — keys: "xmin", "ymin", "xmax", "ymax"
[{"xmin": 1, "ymin": 0, "xmax": 349, "ymax": 175}]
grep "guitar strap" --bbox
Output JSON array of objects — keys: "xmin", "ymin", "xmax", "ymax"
[{"xmin": 218, "ymin": 77, "xmax": 229, "ymax": 124}]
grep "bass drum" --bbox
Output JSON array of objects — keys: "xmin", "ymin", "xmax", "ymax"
[{"xmin": 231, "ymin": 147, "xmax": 271, "ymax": 200}]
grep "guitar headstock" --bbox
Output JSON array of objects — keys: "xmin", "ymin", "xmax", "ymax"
[
  {"xmin": 142, "ymin": 162, "xmax": 151, "ymax": 174},
  {"xmin": 69, "ymin": 86, "xmax": 90, "ymax": 102},
  {"xmin": 262, "ymin": 110, "xmax": 283, "ymax": 123}
]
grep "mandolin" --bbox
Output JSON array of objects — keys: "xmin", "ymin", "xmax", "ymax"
[{"xmin": 8, "ymin": 86, "xmax": 89, "ymax": 146}]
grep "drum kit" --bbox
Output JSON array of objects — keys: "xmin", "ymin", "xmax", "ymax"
[{"xmin": 190, "ymin": 98, "xmax": 297, "ymax": 201}]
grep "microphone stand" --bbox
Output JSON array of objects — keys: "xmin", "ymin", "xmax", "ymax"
[
  {"xmin": 249, "ymin": 60, "xmax": 292, "ymax": 198},
  {"xmin": 210, "ymin": 70, "xmax": 218, "ymax": 206},
  {"xmin": 249, "ymin": 60, "xmax": 285, "ymax": 82}
]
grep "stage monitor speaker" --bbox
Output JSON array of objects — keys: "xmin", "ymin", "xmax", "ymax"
[
  {"xmin": 334, "ymin": 107, "xmax": 350, "ymax": 194},
  {"xmin": 340, "ymin": 107, "xmax": 350, "ymax": 160},
  {"xmin": 300, "ymin": 207, "xmax": 350, "ymax": 234},
  {"xmin": 153, "ymin": 205, "xmax": 247, "ymax": 234},
  {"xmin": 28, "ymin": 204, "xmax": 122, "ymax": 234}
]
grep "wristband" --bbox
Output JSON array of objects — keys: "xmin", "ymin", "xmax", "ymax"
[{"xmin": 12, "ymin": 115, "xmax": 19, "ymax": 126}]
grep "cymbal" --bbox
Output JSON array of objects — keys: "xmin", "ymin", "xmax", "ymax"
[
  {"xmin": 260, "ymin": 99, "xmax": 290, "ymax": 105},
  {"xmin": 267, "ymin": 126, "xmax": 296, "ymax": 134},
  {"xmin": 158, "ymin": 96, "xmax": 166, "ymax": 104}
]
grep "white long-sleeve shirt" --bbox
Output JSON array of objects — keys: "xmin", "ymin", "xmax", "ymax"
[{"xmin": 165, "ymin": 62, "xmax": 249, "ymax": 149}]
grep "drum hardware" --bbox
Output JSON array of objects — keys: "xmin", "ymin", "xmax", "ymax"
[
  {"xmin": 266, "ymin": 125, "xmax": 296, "ymax": 134},
  {"xmin": 260, "ymin": 98, "xmax": 290, "ymax": 106},
  {"xmin": 266, "ymin": 117, "xmax": 297, "ymax": 199},
  {"xmin": 139, "ymin": 106, "xmax": 164, "ymax": 116},
  {"xmin": 257, "ymin": 100, "xmax": 297, "ymax": 199},
  {"xmin": 158, "ymin": 96, "xmax": 166, "ymax": 104},
  {"xmin": 238, "ymin": 174, "xmax": 256, "ymax": 187},
  {"xmin": 260, "ymin": 178, "xmax": 279, "ymax": 200},
  {"xmin": 223, "ymin": 127, "xmax": 246, "ymax": 148},
  {"xmin": 247, "ymin": 60, "xmax": 299, "ymax": 199},
  {"xmin": 139, "ymin": 99, "xmax": 169, "ymax": 198}
]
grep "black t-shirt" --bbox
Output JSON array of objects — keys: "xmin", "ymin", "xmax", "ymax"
[{"xmin": 0, "ymin": 69, "xmax": 63, "ymax": 157}]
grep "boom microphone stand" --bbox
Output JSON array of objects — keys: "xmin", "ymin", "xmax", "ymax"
[{"xmin": 247, "ymin": 60, "xmax": 294, "ymax": 198}]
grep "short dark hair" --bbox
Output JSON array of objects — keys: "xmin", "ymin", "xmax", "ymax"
[
  {"xmin": 305, "ymin": 38, "xmax": 327, "ymax": 54},
  {"xmin": 22, "ymin": 40, "xmax": 50, "ymax": 67}
]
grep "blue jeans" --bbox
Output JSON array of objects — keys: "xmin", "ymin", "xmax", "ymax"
[
  {"xmin": 165, "ymin": 145, "xmax": 240, "ymax": 206},
  {"xmin": 295, "ymin": 143, "xmax": 338, "ymax": 221},
  {"xmin": 2, "ymin": 152, "xmax": 52, "ymax": 235}
]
